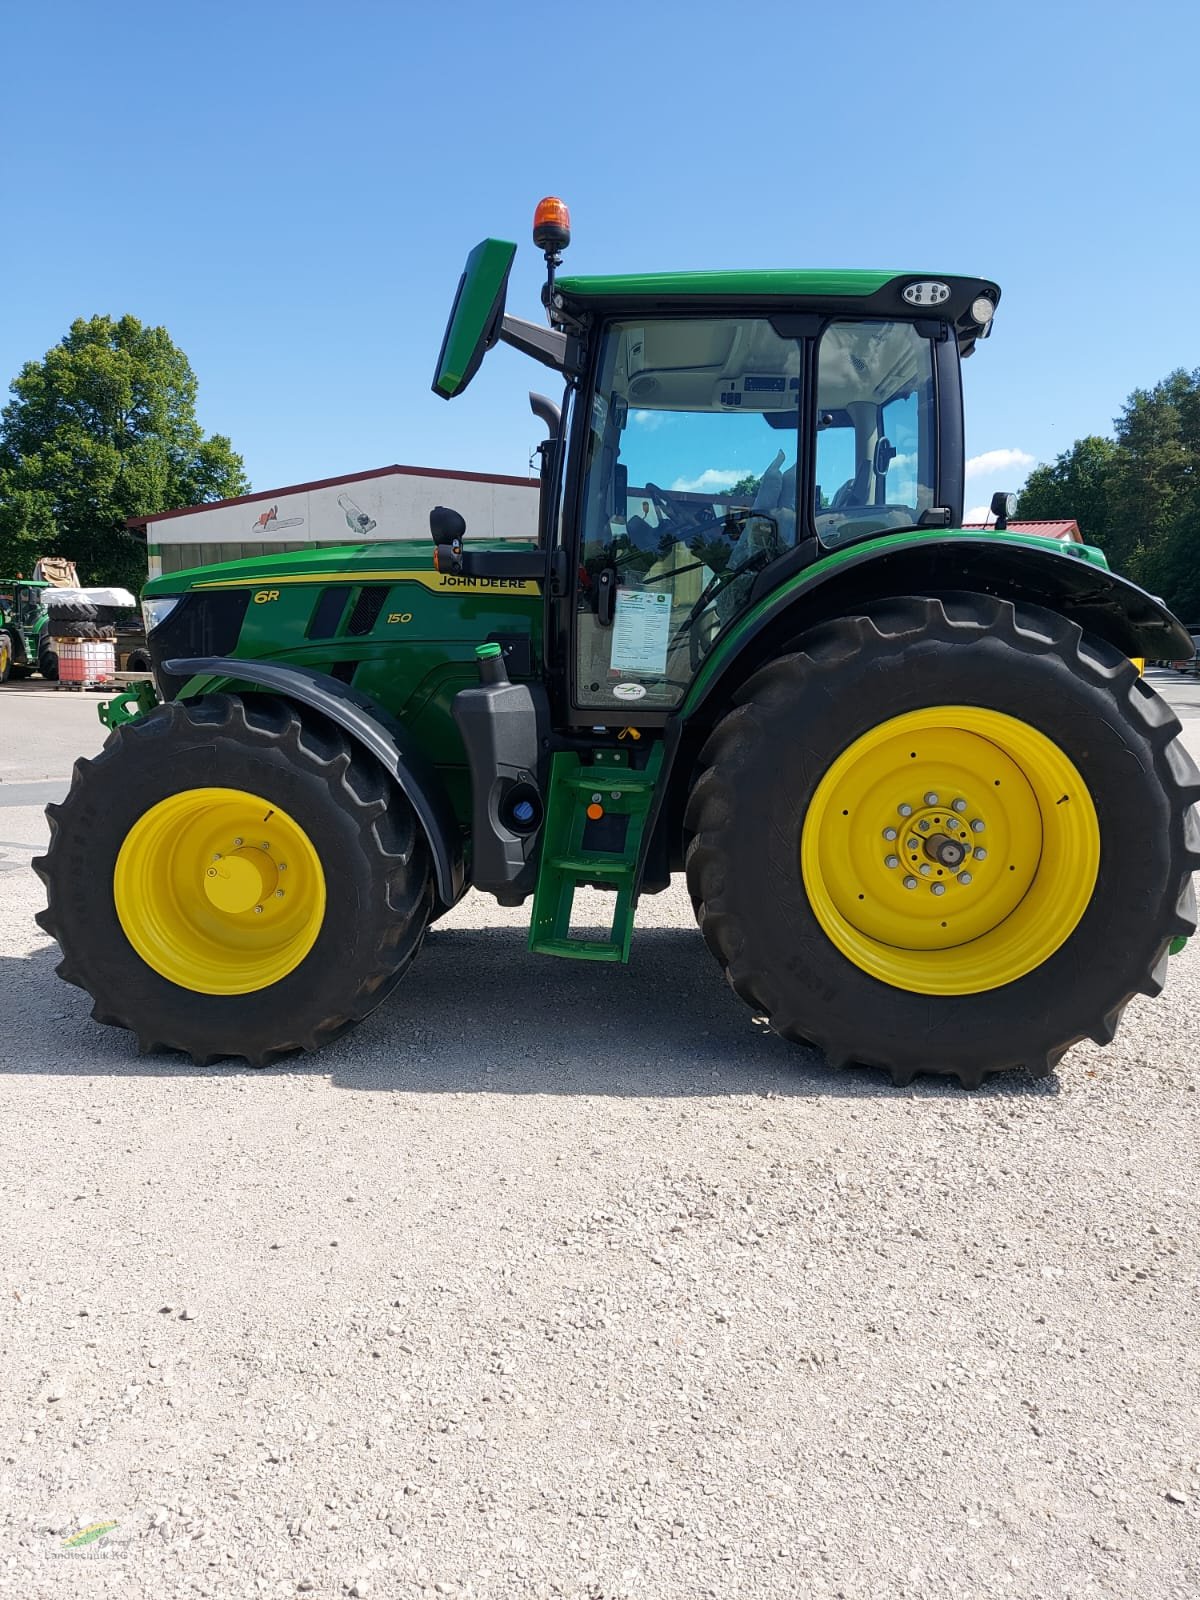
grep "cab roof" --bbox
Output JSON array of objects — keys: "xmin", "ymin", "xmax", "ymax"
[{"xmin": 556, "ymin": 269, "xmax": 1000, "ymax": 355}]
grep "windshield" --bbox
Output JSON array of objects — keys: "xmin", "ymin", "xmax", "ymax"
[
  {"xmin": 575, "ymin": 316, "xmax": 801, "ymax": 712},
  {"xmin": 815, "ymin": 320, "xmax": 936, "ymax": 546}
]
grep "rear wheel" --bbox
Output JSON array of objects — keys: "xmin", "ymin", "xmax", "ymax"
[
  {"xmin": 38, "ymin": 643, "xmax": 58, "ymax": 680},
  {"xmin": 35, "ymin": 694, "xmax": 434, "ymax": 1065},
  {"xmin": 0, "ymin": 633, "xmax": 11, "ymax": 683},
  {"xmin": 685, "ymin": 594, "xmax": 1200, "ymax": 1086}
]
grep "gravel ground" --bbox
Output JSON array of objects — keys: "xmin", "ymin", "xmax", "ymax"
[{"xmin": 1, "ymin": 676, "xmax": 1199, "ymax": 1598}]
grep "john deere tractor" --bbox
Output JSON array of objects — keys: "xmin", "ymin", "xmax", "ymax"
[{"xmin": 35, "ymin": 200, "xmax": 1200, "ymax": 1085}]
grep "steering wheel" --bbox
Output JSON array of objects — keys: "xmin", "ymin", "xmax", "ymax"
[{"xmin": 642, "ymin": 481, "xmax": 719, "ymax": 537}]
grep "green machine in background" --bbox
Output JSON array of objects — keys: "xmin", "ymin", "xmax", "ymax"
[
  {"xmin": 0, "ymin": 579, "xmax": 53, "ymax": 681},
  {"xmin": 36, "ymin": 198, "xmax": 1200, "ymax": 1085}
]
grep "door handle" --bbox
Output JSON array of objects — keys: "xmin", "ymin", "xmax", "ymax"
[{"xmin": 596, "ymin": 568, "xmax": 616, "ymax": 628}]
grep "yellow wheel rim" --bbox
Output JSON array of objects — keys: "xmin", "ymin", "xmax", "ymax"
[
  {"xmin": 800, "ymin": 707, "xmax": 1100, "ymax": 995},
  {"xmin": 113, "ymin": 787, "xmax": 326, "ymax": 995}
]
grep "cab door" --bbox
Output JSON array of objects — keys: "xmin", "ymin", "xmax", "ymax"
[{"xmin": 566, "ymin": 313, "xmax": 806, "ymax": 724}]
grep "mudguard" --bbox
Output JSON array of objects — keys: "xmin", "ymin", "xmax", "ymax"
[
  {"xmin": 164, "ymin": 656, "xmax": 465, "ymax": 907},
  {"xmin": 684, "ymin": 532, "xmax": 1194, "ymax": 720}
]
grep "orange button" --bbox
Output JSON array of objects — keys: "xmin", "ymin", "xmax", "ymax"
[{"xmin": 586, "ymin": 803, "xmax": 604, "ymax": 820}]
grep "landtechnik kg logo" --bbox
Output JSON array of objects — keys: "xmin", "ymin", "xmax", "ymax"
[{"xmin": 57, "ymin": 1520, "xmax": 119, "ymax": 1555}]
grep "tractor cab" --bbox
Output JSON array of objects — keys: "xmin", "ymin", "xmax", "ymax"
[{"xmin": 432, "ymin": 201, "xmax": 999, "ymax": 726}]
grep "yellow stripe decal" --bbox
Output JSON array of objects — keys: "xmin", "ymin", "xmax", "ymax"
[{"xmin": 191, "ymin": 569, "xmax": 541, "ymax": 596}]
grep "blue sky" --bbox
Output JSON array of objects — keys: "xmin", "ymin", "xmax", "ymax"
[{"xmin": 2, "ymin": 0, "xmax": 1196, "ymax": 524}]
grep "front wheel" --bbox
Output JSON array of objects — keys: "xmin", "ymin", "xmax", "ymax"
[
  {"xmin": 35, "ymin": 694, "xmax": 433, "ymax": 1065},
  {"xmin": 685, "ymin": 594, "xmax": 1200, "ymax": 1086}
]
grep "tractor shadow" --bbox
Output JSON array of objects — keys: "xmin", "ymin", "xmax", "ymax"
[{"xmin": 0, "ymin": 927, "xmax": 1062, "ymax": 1102}]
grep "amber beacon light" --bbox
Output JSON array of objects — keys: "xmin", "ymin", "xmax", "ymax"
[{"xmin": 532, "ymin": 196, "xmax": 571, "ymax": 255}]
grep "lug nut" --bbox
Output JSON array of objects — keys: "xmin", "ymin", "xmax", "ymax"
[
  {"xmin": 212, "ymin": 852, "xmax": 222, "ymax": 861},
  {"xmin": 918, "ymin": 819, "xmax": 930, "ymax": 832},
  {"xmin": 275, "ymin": 889, "xmax": 285, "ymax": 898},
  {"xmin": 254, "ymin": 905, "xmax": 263, "ymax": 915},
  {"xmin": 931, "ymin": 883, "xmax": 946, "ymax": 896},
  {"xmin": 924, "ymin": 792, "xmax": 939, "ymax": 805},
  {"xmin": 883, "ymin": 827, "xmax": 898, "ymax": 841},
  {"xmin": 974, "ymin": 848, "xmax": 987, "ymax": 860},
  {"xmin": 885, "ymin": 855, "xmax": 899, "ymax": 869},
  {"xmin": 903, "ymin": 876, "xmax": 918, "ymax": 890},
  {"xmin": 279, "ymin": 863, "xmax": 287, "ymax": 872},
  {"xmin": 958, "ymin": 871, "xmax": 972, "ymax": 885},
  {"xmin": 952, "ymin": 798, "xmax": 967, "ymax": 813},
  {"xmin": 971, "ymin": 819, "xmax": 985, "ymax": 833},
  {"xmin": 262, "ymin": 841, "xmax": 270, "ymax": 850},
  {"xmin": 919, "ymin": 863, "xmax": 932, "ymax": 876},
  {"xmin": 234, "ymin": 837, "xmax": 243, "ymax": 846},
  {"xmin": 898, "ymin": 803, "xmax": 913, "ymax": 817}
]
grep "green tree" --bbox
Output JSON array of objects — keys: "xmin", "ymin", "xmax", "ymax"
[
  {"xmin": 1017, "ymin": 435, "xmax": 1121, "ymax": 557},
  {"xmin": 1109, "ymin": 370, "xmax": 1200, "ymax": 614},
  {"xmin": 1015, "ymin": 370, "xmax": 1200, "ymax": 618},
  {"xmin": 724, "ymin": 474, "xmax": 760, "ymax": 505},
  {"xmin": 0, "ymin": 315, "xmax": 248, "ymax": 588}
]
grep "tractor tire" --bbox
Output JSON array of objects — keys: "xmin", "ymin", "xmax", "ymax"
[
  {"xmin": 685, "ymin": 594, "xmax": 1200, "ymax": 1087},
  {"xmin": 34, "ymin": 693, "xmax": 434, "ymax": 1066},
  {"xmin": 38, "ymin": 644, "xmax": 58, "ymax": 681},
  {"xmin": 44, "ymin": 598, "xmax": 98, "ymax": 623},
  {"xmin": 49, "ymin": 621, "xmax": 116, "ymax": 642}
]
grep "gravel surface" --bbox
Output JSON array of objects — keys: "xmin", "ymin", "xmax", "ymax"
[{"xmin": 1, "ymin": 675, "xmax": 1199, "ymax": 1598}]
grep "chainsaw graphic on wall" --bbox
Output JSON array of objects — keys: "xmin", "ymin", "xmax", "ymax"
[
  {"xmin": 250, "ymin": 505, "xmax": 305, "ymax": 535},
  {"xmin": 338, "ymin": 493, "xmax": 377, "ymax": 536}
]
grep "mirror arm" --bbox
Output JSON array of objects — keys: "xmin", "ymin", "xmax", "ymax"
[{"xmin": 500, "ymin": 315, "xmax": 568, "ymax": 372}]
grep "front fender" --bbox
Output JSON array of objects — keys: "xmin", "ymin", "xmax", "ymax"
[
  {"xmin": 683, "ymin": 532, "xmax": 1192, "ymax": 720},
  {"xmin": 164, "ymin": 656, "xmax": 465, "ymax": 907}
]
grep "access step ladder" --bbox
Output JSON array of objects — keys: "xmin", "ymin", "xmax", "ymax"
[{"xmin": 528, "ymin": 743, "xmax": 665, "ymax": 962}]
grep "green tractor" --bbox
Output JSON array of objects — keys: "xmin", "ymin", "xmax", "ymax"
[
  {"xmin": 0, "ymin": 579, "xmax": 55, "ymax": 681},
  {"xmin": 35, "ymin": 200, "xmax": 1200, "ymax": 1085}
]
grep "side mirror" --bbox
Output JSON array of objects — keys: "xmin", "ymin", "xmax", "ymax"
[
  {"xmin": 431, "ymin": 506, "xmax": 466, "ymax": 576},
  {"xmin": 430, "ymin": 505, "xmax": 466, "ymax": 543}
]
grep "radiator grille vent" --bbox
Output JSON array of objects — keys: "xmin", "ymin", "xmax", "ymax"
[{"xmin": 346, "ymin": 585, "xmax": 388, "ymax": 636}]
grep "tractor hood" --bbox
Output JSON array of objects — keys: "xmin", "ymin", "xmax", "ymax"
[{"xmin": 142, "ymin": 537, "xmax": 537, "ymax": 599}]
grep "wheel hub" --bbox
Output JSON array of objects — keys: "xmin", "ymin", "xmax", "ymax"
[
  {"xmin": 203, "ymin": 846, "xmax": 280, "ymax": 915},
  {"xmin": 888, "ymin": 795, "xmax": 988, "ymax": 900}
]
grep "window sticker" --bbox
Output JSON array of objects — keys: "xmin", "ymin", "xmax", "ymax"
[
  {"xmin": 610, "ymin": 589, "xmax": 671, "ymax": 677},
  {"xmin": 613, "ymin": 682, "xmax": 647, "ymax": 701}
]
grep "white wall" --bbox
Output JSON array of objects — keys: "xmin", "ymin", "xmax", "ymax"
[{"xmin": 144, "ymin": 467, "xmax": 540, "ymax": 577}]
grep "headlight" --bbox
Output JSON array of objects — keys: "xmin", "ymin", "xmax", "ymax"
[
  {"xmin": 142, "ymin": 596, "xmax": 182, "ymax": 633},
  {"xmin": 970, "ymin": 295, "xmax": 995, "ymax": 326}
]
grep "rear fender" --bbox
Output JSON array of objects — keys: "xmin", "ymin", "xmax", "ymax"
[
  {"xmin": 684, "ymin": 534, "xmax": 1192, "ymax": 722},
  {"xmin": 164, "ymin": 656, "xmax": 465, "ymax": 907}
]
